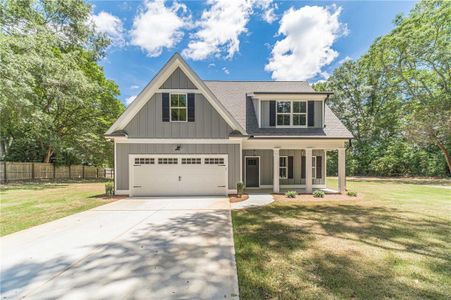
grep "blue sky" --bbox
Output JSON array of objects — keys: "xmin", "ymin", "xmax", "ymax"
[{"xmin": 89, "ymin": 0, "xmax": 417, "ymax": 105}]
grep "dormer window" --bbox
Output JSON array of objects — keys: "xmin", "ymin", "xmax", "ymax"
[
  {"xmin": 276, "ymin": 100, "xmax": 307, "ymax": 127},
  {"xmin": 170, "ymin": 93, "xmax": 187, "ymax": 122}
]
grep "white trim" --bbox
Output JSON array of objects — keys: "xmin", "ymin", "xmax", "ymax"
[
  {"xmin": 279, "ymin": 155, "xmax": 288, "ymax": 179},
  {"xmin": 239, "ymin": 139, "xmax": 243, "ymax": 182},
  {"xmin": 158, "ymin": 88, "xmax": 199, "ymax": 93},
  {"xmin": 275, "ymin": 100, "xmax": 308, "ymax": 128},
  {"xmin": 114, "ymin": 138, "xmax": 241, "ymax": 144},
  {"xmin": 115, "ymin": 190, "xmax": 129, "ymax": 195},
  {"xmin": 250, "ymin": 94, "xmax": 328, "ymax": 101},
  {"xmin": 114, "ymin": 141, "xmax": 117, "ymax": 192},
  {"xmin": 244, "ymin": 156, "xmax": 260, "ymax": 188},
  {"xmin": 106, "ymin": 53, "xmax": 245, "ymax": 135},
  {"xmin": 129, "ymin": 154, "xmax": 228, "ymax": 197},
  {"xmin": 257, "ymin": 100, "xmax": 261, "ymax": 128},
  {"xmin": 169, "ymin": 92, "xmax": 188, "ymax": 122}
]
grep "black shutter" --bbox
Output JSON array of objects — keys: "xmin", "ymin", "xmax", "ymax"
[
  {"xmin": 269, "ymin": 101, "xmax": 276, "ymax": 127},
  {"xmin": 187, "ymin": 93, "xmax": 195, "ymax": 122},
  {"xmin": 308, "ymin": 101, "xmax": 315, "ymax": 127},
  {"xmin": 301, "ymin": 156, "xmax": 306, "ymax": 179},
  {"xmin": 316, "ymin": 156, "xmax": 322, "ymax": 179},
  {"xmin": 162, "ymin": 93, "xmax": 170, "ymax": 122},
  {"xmin": 288, "ymin": 156, "xmax": 294, "ymax": 179}
]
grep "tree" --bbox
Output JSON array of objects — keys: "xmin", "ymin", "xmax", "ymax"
[
  {"xmin": 0, "ymin": 0, "xmax": 124, "ymax": 165},
  {"xmin": 374, "ymin": 0, "xmax": 451, "ymax": 172},
  {"xmin": 315, "ymin": 0, "xmax": 450, "ymax": 176}
]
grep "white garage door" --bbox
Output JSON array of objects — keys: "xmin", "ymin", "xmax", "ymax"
[{"xmin": 130, "ymin": 155, "xmax": 228, "ymax": 197}]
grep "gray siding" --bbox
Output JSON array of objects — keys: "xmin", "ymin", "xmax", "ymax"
[
  {"xmin": 260, "ymin": 100, "xmax": 323, "ymax": 128},
  {"xmin": 160, "ymin": 67, "xmax": 196, "ymax": 89},
  {"xmin": 243, "ymin": 149, "xmax": 326, "ymax": 186},
  {"xmin": 124, "ymin": 93, "xmax": 233, "ymax": 138},
  {"xmin": 116, "ymin": 143, "xmax": 240, "ymax": 190}
]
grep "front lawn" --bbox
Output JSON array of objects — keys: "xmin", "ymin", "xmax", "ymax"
[
  {"xmin": 232, "ymin": 177, "xmax": 451, "ymax": 299},
  {"xmin": 0, "ymin": 181, "xmax": 117, "ymax": 236}
]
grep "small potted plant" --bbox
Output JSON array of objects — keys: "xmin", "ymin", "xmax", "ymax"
[{"xmin": 237, "ymin": 181, "xmax": 245, "ymax": 197}]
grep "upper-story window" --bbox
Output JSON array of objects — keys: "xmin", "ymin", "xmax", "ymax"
[
  {"xmin": 170, "ymin": 93, "xmax": 187, "ymax": 122},
  {"xmin": 276, "ymin": 100, "xmax": 307, "ymax": 127}
]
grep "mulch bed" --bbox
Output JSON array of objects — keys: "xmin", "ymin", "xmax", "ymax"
[
  {"xmin": 273, "ymin": 193, "xmax": 362, "ymax": 202},
  {"xmin": 229, "ymin": 193, "xmax": 249, "ymax": 203},
  {"xmin": 92, "ymin": 194, "xmax": 129, "ymax": 200}
]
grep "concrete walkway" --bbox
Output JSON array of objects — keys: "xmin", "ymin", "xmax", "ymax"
[
  {"xmin": 1, "ymin": 198, "xmax": 239, "ymax": 300},
  {"xmin": 231, "ymin": 194, "xmax": 274, "ymax": 210}
]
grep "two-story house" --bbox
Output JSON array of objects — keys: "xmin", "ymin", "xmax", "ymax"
[{"xmin": 106, "ymin": 53, "xmax": 353, "ymax": 197}]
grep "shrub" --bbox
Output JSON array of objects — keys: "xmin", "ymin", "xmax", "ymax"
[
  {"xmin": 313, "ymin": 190, "xmax": 325, "ymax": 198},
  {"xmin": 285, "ymin": 191, "xmax": 297, "ymax": 198},
  {"xmin": 105, "ymin": 181, "xmax": 114, "ymax": 196},
  {"xmin": 347, "ymin": 191, "xmax": 357, "ymax": 197},
  {"xmin": 237, "ymin": 182, "xmax": 245, "ymax": 197}
]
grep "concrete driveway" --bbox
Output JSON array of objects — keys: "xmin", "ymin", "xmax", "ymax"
[{"xmin": 1, "ymin": 197, "xmax": 239, "ymax": 300}]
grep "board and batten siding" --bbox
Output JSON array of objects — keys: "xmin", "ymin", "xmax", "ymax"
[
  {"xmin": 116, "ymin": 143, "xmax": 240, "ymax": 191},
  {"xmin": 260, "ymin": 100, "xmax": 323, "ymax": 128},
  {"xmin": 243, "ymin": 149, "xmax": 325, "ymax": 185},
  {"xmin": 160, "ymin": 67, "xmax": 197, "ymax": 89},
  {"xmin": 124, "ymin": 93, "xmax": 233, "ymax": 138}
]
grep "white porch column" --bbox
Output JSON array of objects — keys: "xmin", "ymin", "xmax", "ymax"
[
  {"xmin": 338, "ymin": 148, "xmax": 346, "ymax": 193},
  {"xmin": 273, "ymin": 148, "xmax": 280, "ymax": 193},
  {"xmin": 305, "ymin": 148, "xmax": 313, "ymax": 193}
]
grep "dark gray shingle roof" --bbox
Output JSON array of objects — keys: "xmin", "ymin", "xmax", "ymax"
[{"xmin": 204, "ymin": 80, "xmax": 353, "ymax": 139}]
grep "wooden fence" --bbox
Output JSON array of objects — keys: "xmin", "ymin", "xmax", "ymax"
[{"xmin": 0, "ymin": 162, "xmax": 113, "ymax": 183}]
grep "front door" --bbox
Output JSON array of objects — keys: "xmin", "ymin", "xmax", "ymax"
[{"xmin": 245, "ymin": 157, "xmax": 259, "ymax": 187}]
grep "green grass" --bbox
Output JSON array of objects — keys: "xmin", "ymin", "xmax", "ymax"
[
  {"xmin": 0, "ymin": 181, "xmax": 115, "ymax": 236},
  {"xmin": 232, "ymin": 177, "xmax": 451, "ymax": 299}
]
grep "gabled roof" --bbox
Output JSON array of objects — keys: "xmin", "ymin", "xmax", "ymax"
[
  {"xmin": 107, "ymin": 54, "xmax": 353, "ymax": 139},
  {"xmin": 204, "ymin": 81, "xmax": 353, "ymax": 139},
  {"xmin": 106, "ymin": 53, "xmax": 245, "ymax": 135}
]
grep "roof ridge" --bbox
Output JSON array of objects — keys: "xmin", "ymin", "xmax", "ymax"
[{"xmin": 203, "ymin": 80, "xmax": 309, "ymax": 83}]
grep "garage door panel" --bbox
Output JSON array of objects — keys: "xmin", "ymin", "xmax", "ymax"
[{"xmin": 131, "ymin": 156, "xmax": 227, "ymax": 197}]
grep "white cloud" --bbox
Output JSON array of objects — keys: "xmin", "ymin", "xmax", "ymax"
[
  {"xmin": 222, "ymin": 67, "xmax": 230, "ymax": 75},
  {"xmin": 182, "ymin": 0, "xmax": 276, "ymax": 61},
  {"xmin": 257, "ymin": 0, "xmax": 277, "ymax": 23},
  {"xmin": 338, "ymin": 55, "xmax": 352, "ymax": 64},
  {"xmin": 130, "ymin": 85, "xmax": 140, "ymax": 89},
  {"xmin": 265, "ymin": 5, "xmax": 348, "ymax": 81},
  {"xmin": 126, "ymin": 95, "xmax": 137, "ymax": 105},
  {"xmin": 90, "ymin": 11, "xmax": 125, "ymax": 46},
  {"xmin": 131, "ymin": 0, "xmax": 190, "ymax": 57},
  {"xmin": 208, "ymin": 63, "xmax": 216, "ymax": 68}
]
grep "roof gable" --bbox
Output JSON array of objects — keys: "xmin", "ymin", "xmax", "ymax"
[{"xmin": 106, "ymin": 53, "xmax": 245, "ymax": 135}]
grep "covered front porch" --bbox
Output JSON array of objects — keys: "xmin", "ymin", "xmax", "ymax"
[{"xmin": 241, "ymin": 139, "xmax": 347, "ymax": 194}]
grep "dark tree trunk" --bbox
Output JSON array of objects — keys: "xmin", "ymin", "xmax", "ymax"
[
  {"xmin": 437, "ymin": 141, "xmax": 451, "ymax": 173},
  {"xmin": 43, "ymin": 147, "xmax": 53, "ymax": 163}
]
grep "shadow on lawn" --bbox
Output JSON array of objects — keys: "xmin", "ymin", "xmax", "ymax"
[
  {"xmin": 233, "ymin": 203, "xmax": 451, "ymax": 299},
  {"xmin": 1, "ymin": 210, "xmax": 238, "ymax": 299}
]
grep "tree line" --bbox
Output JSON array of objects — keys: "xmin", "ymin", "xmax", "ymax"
[
  {"xmin": 0, "ymin": 0, "xmax": 124, "ymax": 167},
  {"xmin": 316, "ymin": 0, "xmax": 450, "ymax": 177}
]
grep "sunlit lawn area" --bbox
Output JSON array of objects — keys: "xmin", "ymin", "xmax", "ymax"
[
  {"xmin": 233, "ymin": 177, "xmax": 451, "ymax": 299},
  {"xmin": 0, "ymin": 181, "xmax": 116, "ymax": 236}
]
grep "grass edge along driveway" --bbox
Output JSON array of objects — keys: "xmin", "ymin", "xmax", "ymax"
[
  {"xmin": 232, "ymin": 178, "xmax": 451, "ymax": 299},
  {"xmin": 1, "ymin": 181, "xmax": 116, "ymax": 236}
]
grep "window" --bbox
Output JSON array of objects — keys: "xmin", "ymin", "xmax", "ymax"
[
  {"xmin": 204, "ymin": 158, "xmax": 225, "ymax": 165},
  {"xmin": 312, "ymin": 156, "xmax": 316, "ymax": 179},
  {"xmin": 276, "ymin": 100, "xmax": 307, "ymax": 127},
  {"xmin": 182, "ymin": 158, "xmax": 201, "ymax": 164},
  {"xmin": 134, "ymin": 158, "xmax": 154, "ymax": 165},
  {"xmin": 158, "ymin": 158, "xmax": 178, "ymax": 164},
  {"xmin": 279, "ymin": 156, "xmax": 288, "ymax": 179},
  {"xmin": 170, "ymin": 93, "xmax": 187, "ymax": 122}
]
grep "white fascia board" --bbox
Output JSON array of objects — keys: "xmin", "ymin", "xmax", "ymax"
[
  {"xmin": 254, "ymin": 94, "xmax": 328, "ymax": 101},
  {"xmin": 106, "ymin": 53, "xmax": 245, "ymax": 135},
  {"xmin": 243, "ymin": 139, "xmax": 346, "ymax": 150},
  {"xmin": 114, "ymin": 138, "xmax": 241, "ymax": 144}
]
